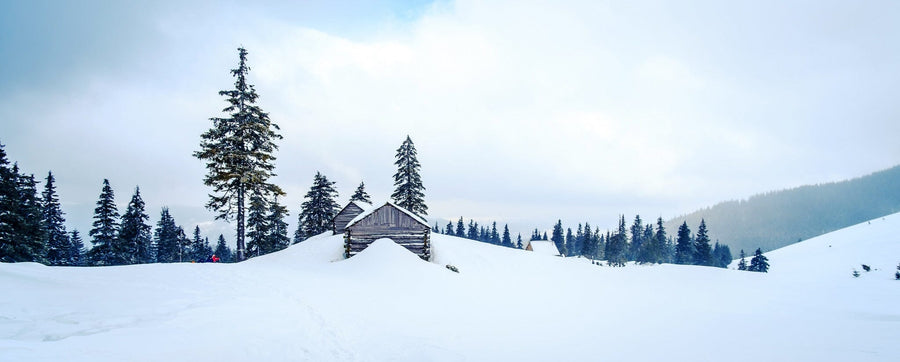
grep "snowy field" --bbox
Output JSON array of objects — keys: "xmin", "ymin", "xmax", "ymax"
[{"xmin": 2, "ymin": 214, "xmax": 899, "ymax": 361}]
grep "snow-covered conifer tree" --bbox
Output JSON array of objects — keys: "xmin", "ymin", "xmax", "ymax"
[
  {"xmin": 391, "ymin": 136, "xmax": 426, "ymax": 216},
  {"xmin": 297, "ymin": 172, "xmax": 340, "ymax": 239},
  {"xmin": 154, "ymin": 208, "xmax": 180, "ymax": 263},
  {"xmin": 41, "ymin": 172, "xmax": 69, "ymax": 265},
  {"xmin": 674, "ymin": 222, "xmax": 693, "ymax": 265},
  {"xmin": 749, "ymin": 248, "xmax": 769, "ymax": 272},
  {"xmin": 693, "ymin": 219, "xmax": 712, "ymax": 266},
  {"xmin": 265, "ymin": 195, "xmax": 290, "ymax": 252},
  {"xmin": 350, "ymin": 182, "xmax": 372, "ymax": 204},
  {"xmin": 195, "ymin": 47, "xmax": 284, "ymax": 262},
  {"xmin": 88, "ymin": 179, "xmax": 119, "ymax": 265},
  {"xmin": 118, "ymin": 187, "xmax": 152, "ymax": 264}
]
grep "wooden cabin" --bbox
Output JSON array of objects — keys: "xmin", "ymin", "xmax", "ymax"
[
  {"xmin": 332, "ymin": 201, "xmax": 371, "ymax": 235},
  {"xmin": 344, "ymin": 202, "xmax": 431, "ymax": 260}
]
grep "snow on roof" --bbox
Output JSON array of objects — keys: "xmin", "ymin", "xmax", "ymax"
[
  {"xmin": 527, "ymin": 240, "xmax": 560, "ymax": 256},
  {"xmin": 345, "ymin": 200, "xmax": 372, "ymax": 212},
  {"xmin": 346, "ymin": 201, "xmax": 428, "ymax": 228}
]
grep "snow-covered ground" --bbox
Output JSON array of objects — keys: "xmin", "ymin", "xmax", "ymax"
[{"xmin": 2, "ymin": 214, "xmax": 899, "ymax": 361}]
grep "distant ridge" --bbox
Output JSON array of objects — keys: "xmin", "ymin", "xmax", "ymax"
[{"xmin": 666, "ymin": 165, "xmax": 900, "ymax": 253}]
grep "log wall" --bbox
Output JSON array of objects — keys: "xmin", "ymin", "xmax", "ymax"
[{"xmin": 345, "ymin": 205, "xmax": 430, "ymax": 260}]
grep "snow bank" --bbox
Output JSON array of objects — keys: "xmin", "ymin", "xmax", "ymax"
[{"xmin": 2, "ymin": 214, "xmax": 899, "ymax": 361}]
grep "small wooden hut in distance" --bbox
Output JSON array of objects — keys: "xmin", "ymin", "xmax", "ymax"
[
  {"xmin": 344, "ymin": 202, "xmax": 431, "ymax": 260},
  {"xmin": 333, "ymin": 201, "xmax": 371, "ymax": 235},
  {"xmin": 526, "ymin": 240, "xmax": 561, "ymax": 256}
]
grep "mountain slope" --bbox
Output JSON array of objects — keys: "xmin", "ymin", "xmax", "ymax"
[
  {"xmin": 2, "ymin": 218, "xmax": 899, "ymax": 361},
  {"xmin": 667, "ymin": 164, "xmax": 900, "ymax": 252}
]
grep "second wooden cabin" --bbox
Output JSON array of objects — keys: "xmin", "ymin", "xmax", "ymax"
[{"xmin": 343, "ymin": 202, "xmax": 431, "ymax": 260}]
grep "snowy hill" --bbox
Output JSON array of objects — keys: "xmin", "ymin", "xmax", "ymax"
[{"xmin": 2, "ymin": 215, "xmax": 899, "ymax": 361}]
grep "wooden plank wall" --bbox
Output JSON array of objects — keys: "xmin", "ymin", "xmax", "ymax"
[
  {"xmin": 333, "ymin": 203, "xmax": 364, "ymax": 235},
  {"xmin": 345, "ymin": 205, "xmax": 430, "ymax": 260}
]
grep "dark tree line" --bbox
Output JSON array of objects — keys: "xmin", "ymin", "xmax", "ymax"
[
  {"xmin": 0, "ymin": 143, "xmax": 235, "ymax": 265},
  {"xmin": 524, "ymin": 215, "xmax": 760, "ymax": 270},
  {"xmin": 436, "ymin": 217, "xmax": 520, "ymax": 250}
]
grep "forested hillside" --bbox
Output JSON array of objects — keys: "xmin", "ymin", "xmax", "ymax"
[{"xmin": 667, "ymin": 165, "xmax": 900, "ymax": 253}]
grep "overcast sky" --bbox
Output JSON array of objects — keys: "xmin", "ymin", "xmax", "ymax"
[{"xmin": 1, "ymin": 0, "xmax": 898, "ymax": 244}]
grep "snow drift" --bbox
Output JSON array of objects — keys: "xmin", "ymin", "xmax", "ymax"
[{"xmin": 2, "ymin": 215, "xmax": 899, "ymax": 361}]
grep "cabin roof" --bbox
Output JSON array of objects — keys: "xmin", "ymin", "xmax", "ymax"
[
  {"xmin": 527, "ymin": 240, "xmax": 560, "ymax": 256},
  {"xmin": 338, "ymin": 200, "xmax": 372, "ymax": 215},
  {"xmin": 346, "ymin": 201, "xmax": 428, "ymax": 228}
]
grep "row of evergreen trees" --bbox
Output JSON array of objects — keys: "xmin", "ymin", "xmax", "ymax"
[
  {"xmin": 0, "ymin": 143, "xmax": 236, "ymax": 265},
  {"xmin": 434, "ymin": 212, "xmax": 769, "ymax": 272},
  {"xmin": 435, "ymin": 218, "xmax": 525, "ymax": 249}
]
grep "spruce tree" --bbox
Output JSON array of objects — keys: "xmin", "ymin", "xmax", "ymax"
[
  {"xmin": 653, "ymin": 217, "xmax": 667, "ymax": 264},
  {"xmin": 154, "ymin": 208, "xmax": 180, "ymax": 263},
  {"xmin": 501, "ymin": 224, "xmax": 512, "ymax": 248},
  {"xmin": 190, "ymin": 226, "xmax": 205, "ymax": 261},
  {"xmin": 516, "ymin": 233, "xmax": 523, "ymax": 249},
  {"xmin": 582, "ymin": 223, "xmax": 593, "ymax": 257},
  {"xmin": 628, "ymin": 215, "xmax": 643, "ymax": 261},
  {"xmin": 68, "ymin": 229, "xmax": 85, "ymax": 266},
  {"xmin": 349, "ymin": 182, "xmax": 372, "ymax": 204},
  {"xmin": 565, "ymin": 228, "xmax": 574, "ymax": 255},
  {"xmin": 41, "ymin": 172, "xmax": 69, "ymax": 265},
  {"xmin": 265, "ymin": 195, "xmax": 290, "ymax": 253},
  {"xmin": 636, "ymin": 223, "xmax": 656, "ymax": 264},
  {"xmin": 674, "ymin": 222, "xmax": 693, "ymax": 265},
  {"xmin": 737, "ymin": 249, "xmax": 748, "ymax": 270},
  {"xmin": 245, "ymin": 193, "xmax": 267, "ymax": 257},
  {"xmin": 118, "ymin": 187, "xmax": 152, "ymax": 264},
  {"xmin": 693, "ymin": 219, "xmax": 712, "ymax": 266},
  {"xmin": 490, "ymin": 222, "xmax": 500, "ymax": 245},
  {"xmin": 195, "ymin": 47, "xmax": 284, "ymax": 262},
  {"xmin": 297, "ymin": 172, "xmax": 340, "ymax": 239},
  {"xmin": 457, "ymin": 217, "xmax": 466, "ymax": 238},
  {"xmin": 551, "ymin": 220, "xmax": 565, "ymax": 256},
  {"xmin": 445, "ymin": 221, "xmax": 454, "ymax": 236},
  {"xmin": 391, "ymin": 135, "xmax": 426, "ymax": 216},
  {"xmin": 748, "ymin": 248, "xmax": 769, "ymax": 272},
  {"xmin": 712, "ymin": 242, "xmax": 732, "ymax": 268},
  {"xmin": 606, "ymin": 216, "xmax": 628, "ymax": 267},
  {"xmin": 88, "ymin": 179, "xmax": 119, "ymax": 266},
  {"xmin": 214, "ymin": 234, "xmax": 233, "ymax": 263}
]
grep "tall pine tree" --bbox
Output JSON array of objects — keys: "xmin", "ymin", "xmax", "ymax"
[
  {"xmin": 68, "ymin": 229, "xmax": 85, "ymax": 266},
  {"xmin": 214, "ymin": 234, "xmax": 233, "ymax": 263},
  {"xmin": 195, "ymin": 47, "xmax": 284, "ymax": 262},
  {"xmin": 296, "ymin": 172, "xmax": 339, "ymax": 239},
  {"xmin": 118, "ymin": 187, "xmax": 152, "ymax": 264},
  {"xmin": 606, "ymin": 216, "xmax": 628, "ymax": 267},
  {"xmin": 42, "ymin": 172, "xmax": 69, "ymax": 265},
  {"xmin": 265, "ymin": 194, "xmax": 291, "ymax": 253},
  {"xmin": 391, "ymin": 136, "xmax": 426, "ymax": 216},
  {"xmin": 693, "ymin": 219, "xmax": 712, "ymax": 266},
  {"xmin": 245, "ymin": 193, "xmax": 267, "ymax": 257},
  {"xmin": 154, "ymin": 208, "xmax": 180, "ymax": 263},
  {"xmin": 88, "ymin": 179, "xmax": 119, "ymax": 266},
  {"xmin": 674, "ymin": 222, "xmax": 693, "ymax": 265},
  {"xmin": 501, "ymin": 224, "xmax": 512, "ymax": 248}
]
